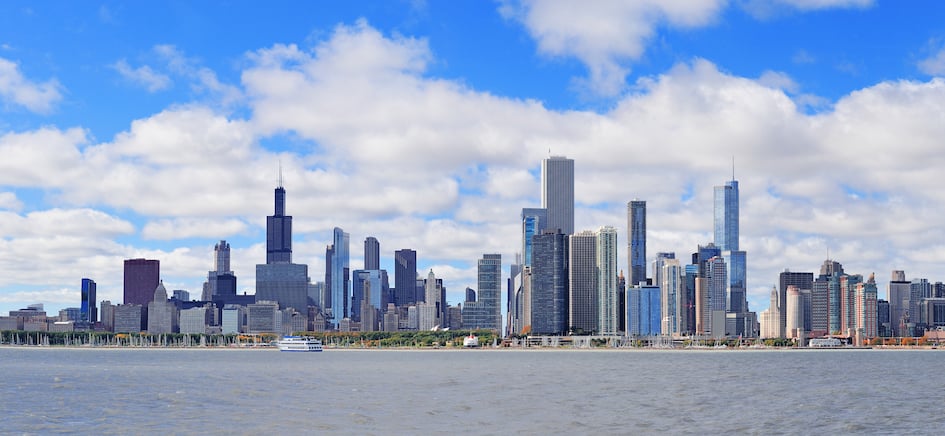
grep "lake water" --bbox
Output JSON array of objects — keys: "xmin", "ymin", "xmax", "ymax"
[{"xmin": 2, "ymin": 347, "xmax": 943, "ymax": 435}]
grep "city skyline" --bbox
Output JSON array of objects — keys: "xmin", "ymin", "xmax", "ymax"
[{"xmin": 3, "ymin": 2, "xmax": 945, "ymax": 317}]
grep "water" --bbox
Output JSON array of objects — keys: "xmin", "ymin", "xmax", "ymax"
[{"xmin": 2, "ymin": 347, "xmax": 943, "ymax": 435}]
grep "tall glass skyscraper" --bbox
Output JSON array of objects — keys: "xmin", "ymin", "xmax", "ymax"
[
  {"xmin": 521, "ymin": 208, "xmax": 547, "ymax": 268},
  {"xmin": 327, "ymin": 227, "xmax": 350, "ymax": 325},
  {"xmin": 713, "ymin": 180, "xmax": 739, "ymax": 251},
  {"xmin": 541, "ymin": 156, "xmax": 574, "ymax": 235},
  {"xmin": 477, "ymin": 254, "xmax": 502, "ymax": 331},
  {"xmin": 80, "ymin": 278, "xmax": 97, "ymax": 324},
  {"xmin": 394, "ymin": 249, "xmax": 417, "ymax": 306},
  {"xmin": 266, "ymin": 181, "xmax": 292, "ymax": 264},
  {"xmin": 531, "ymin": 230, "xmax": 569, "ymax": 335},
  {"xmin": 628, "ymin": 200, "xmax": 646, "ymax": 287}
]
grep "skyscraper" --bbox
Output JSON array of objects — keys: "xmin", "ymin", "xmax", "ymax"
[
  {"xmin": 541, "ymin": 156, "xmax": 574, "ymax": 235},
  {"xmin": 521, "ymin": 208, "xmax": 548, "ymax": 268},
  {"xmin": 628, "ymin": 200, "xmax": 646, "ymax": 287},
  {"xmin": 597, "ymin": 226, "xmax": 618, "ymax": 335},
  {"xmin": 713, "ymin": 180, "xmax": 739, "ymax": 251},
  {"xmin": 214, "ymin": 240, "xmax": 230, "ymax": 273},
  {"xmin": 364, "ymin": 237, "xmax": 380, "ymax": 270},
  {"xmin": 477, "ymin": 254, "xmax": 502, "ymax": 331},
  {"xmin": 778, "ymin": 270, "xmax": 813, "ymax": 338},
  {"xmin": 661, "ymin": 259, "xmax": 683, "ymax": 336},
  {"xmin": 208, "ymin": 240, "xmax": 237, "ymax": 299},
  {"xmin": 531, "ymin": 230, "xmax": 569, "ymax": 335},
  {"xmin": 266, "ymin": 179, "xmax": 292, "ymax": 264},
  {"xmin": 394, "ymin": 249, "xmax": 417, "ymax": 306},
  {"xmin": 327, "ymin": 227, "xmax": 350, "ymax": 325},
  {"xmin": 569, "ymin": 231, "xmax": 598, "ymax": 334},
  {"xmin": 123, "ymin": 258, "xmax": 160, "ymax": 306},
  {"xmin": 80, "ymin": 278, "xmax": 97, "ymax": 325}
]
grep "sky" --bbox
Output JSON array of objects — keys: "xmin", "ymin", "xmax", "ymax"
[{"xmin": 2, "ymin": 0, "xmax": 945, "ymax": 319}]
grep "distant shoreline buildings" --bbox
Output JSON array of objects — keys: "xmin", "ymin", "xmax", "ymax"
[{"xmin": 3, "ymin": 156, "xmax": 944, "ymax": 343}]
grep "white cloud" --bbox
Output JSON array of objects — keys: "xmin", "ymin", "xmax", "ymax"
[
  {"xmin": 741, "ymin": 0, "xmax": 873, "ymax": 19},
  {"xmin": 0, "ymin": 57, "xmax": 63, "ymax": 113},
  {"xmin": 0, "ymin": 192, "xmax": 21, "ymax": 211},
  {"xmin": 918, "ymin": 47, "xmax": 945, "ymax": 76},
  {"xmin": 112, "ymin": 59, "xmax": 171, "ymax": 92},
  {"xmin": 153, "ymin": 44, "xmax": 242, "ymax": 105},
  {"xmin": 142, "ymin": 218, "xmax": 250, "ymax": 240},
  {"xmin": 499, "ymin": 0, "xmax": 725, "ymax": 97}
]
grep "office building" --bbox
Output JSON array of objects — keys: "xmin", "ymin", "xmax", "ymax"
[
  {"xmin": 266, "ymin": 177, "xmax": 292, "ymax": 264},
  {"xmin": 113, "ymin": 304, "xmax": 144, "ymax": 333},
  {"xmin": 786, "ymin": 285, "xmax": 805, "ymax": 339},
  {"xmin": 256, "ymin": 262, "xmax": 310, "ymax": 314},
  {"xmin": 541, "ymin": 156, "xmax": 574, "ymax": 234},
  {"xmin": 394, "ymin": 249, "xmax": 417, "ymax": 306},
  {"xmin": 522, "ymin": 208, "xmax": 548, "ymax": 268},
  {"xmin": 364, "ymin": 237, "xmax": 380, "ymax": 270},
  {"xmin": 856, "ymin": 274, "xmax": 878, "ymax": 339},
  {"xmin": 628, "ymin": 200, "xmax": 646, "ymax": 287},
  {"xmin": 424, "ymin": 269, "xmax": 444, "ymax": 328},
  {"xmin": 569, "ymin": 231, "xmax": 598, "ymax": 334},
  {"xmin": 597, "ymin": 226, "xmax": 619, "ymax": 335},
  {"xmin": 179, "ymin": 306, "xmax": 210, "ymax": 334},
  {"xmin": 778, "ymin": 270, "xmax": 813, "ymax": 338},
  {"xmin": 352, "ymin": 269, "xmax": 389, "ymax": 322},
  {"xmin": 123, "ymin": 258, "xmax": 160, "ymax": 306},
  {"xmin": 477, "ymin": 254, "xmax": 502, "ymax": 331},
  {"xmin": 651, "ymin": 252, "xmax": 675, "ymax": 290},
  {"xmin": 207, "ymin": 240, "xmax": 237, "ymax": 299},
  {"xmin": 661, "ymin": 259, "xmax": 683, "ymax": 336},
  {"xmin": 531, "ymin": 230, "xmax": 569, "ymax": 335},
  {"xmin": 147, "ymin": 281, "xmax": 177, "ymax": 334},
  {"xmin": 627, "ymin": 284, "xmax": 661, "ymax": 336},
  {"xmin": 887, "ymin": 271, "xmax": 910, "ymax": 336},
  {"xmin": 80, "ymin": 278, "xmax": 97, "ymax": 325},
  {"xmin": 760, "ymin": 287, "xmax": 780, "ymax": 339}
]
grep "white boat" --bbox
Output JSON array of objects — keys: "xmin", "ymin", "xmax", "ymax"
[
  {"xmin": 276, "ymin": 336, "xmax": 323, "ymax": 352},
  {"xmin": 463, "ymin": 334, "xmax": 480, "ymax": 348}
]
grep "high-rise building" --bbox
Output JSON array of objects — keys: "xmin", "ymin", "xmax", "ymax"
[
  {"xmin": 597, "ymin": 226, "xmax": 619, "ymax": 335},
  {"xmin": 207, "ymin": 240, "xmax": 237, "ymax": 299},
  {"xmin": 723, "ymin": 250, "xmax": 747, "ymax": 314},
  {"xmin": 352, "ymin": 269, "xmax": 389, "ymax": 322},
  {"xmin": 840, "ymin": 274, "xmax": 863, "ymax": 334},
  {"xmin": 522, "ymin": 208, "xmax": 548, "ymax": 268},
  {"xmin": 651, "ymin": 252, "xmax": 675, "ymax": 291},
  {"xmin": 779, "ymin": 270, "xmax": 813, "ymax": 338},
  {"xmin": 147, "ymin": 281, "xmax": 177, "ymax": 334},
  {"xmin": 628, "ymin": 200, "xmax": 646, "ymax": 287},
  {"xmin": 856, "ymin": 273, "xmax": 878, "ymax": 340},
  {"xmin": 424, "ymin": 269, "xmax": 444, "ymax": 328},
  {"xmin": 394, "ymin": 249, "xmax": 417, "ymax": 306},
  {"xmin": 266, "ymin": 179, "xmax": 292, "ymax": 264},
  {"xmin": 123, "ymin": 259, "xmax": 160, "ymax": 306},
  {"xmin": 477, "ymin": 254, "xmax": 502, "ymax": 331},
  {"xmin": 661, "ymin": 259, "xmax": 683, "ymax": 336},
  {"xmin": 531, "ymin": 231, "xmax": 569, "ymax": 335},
  {"xmin": 80, "ymin": 278, "xmax": 97, "ymax": 325},
  {"xmin": 256, "ymin": 263, "xmax": 310, "ymax": 313},
  {"xmin": 364, "ymin": 237, "xmax": 380, "ymax": 270},
  {"xmin": 760, "ymin": 287, "xmax": 780, "ymax": 339},
  {"xmin": 541, "ymin": 156, "xmax": 574, "ymax": 235},
  {"xmin": 713, "ymin": 179, "xmax": 739, "ymax": 251},
  {"xmin": 569, "ymin": 231, "xmax": 598, "ymax": 334},
  {"xmin": 887, "ymin": 270, "xmax": 910, "ymax": 337},
  {"xmin": 327, "ymin": 227, "xmax": 350, "ymax": 325},
  {"xmin": 627, "ymin": 284, "xmax": 661, "ymax": 336}
]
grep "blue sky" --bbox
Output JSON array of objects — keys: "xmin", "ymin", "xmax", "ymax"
[{"xmin": 3, "ymin": 1, "xmax": 945, "ymax": 320}]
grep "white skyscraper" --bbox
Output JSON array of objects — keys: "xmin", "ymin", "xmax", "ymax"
[
  {"xmin": 597, "ymin": 226, "xmax": 618, "ymax": 335},
  {"xmin": 541, "ymin": 156, "xmax": 574, "ymax": 235}
]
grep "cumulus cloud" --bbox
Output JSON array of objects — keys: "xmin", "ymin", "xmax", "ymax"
[
  {"xmin": 0, "ymin": 192, "xmax": 21, "ymax": 211},
  {"xmin": 142, "ymin": 218, "xmax": 250, "ymax": 240},
  {"xmin": 153, "ymin": 44, "xmax": 242, "ymax": 105},
  {"xmin": 499, "ymin": 0, "xmax": 725, "ymax": 97},
  {"xmin": 112, "ymin": 59, "xmax": 171, "ymax": 92},
  {"xmin": 0, "ymin": 57, "xmax": 63, "ymax": 113},
  {"xmin": 918, "ymin": 46, "xmax": 945, "ymax": 76}
]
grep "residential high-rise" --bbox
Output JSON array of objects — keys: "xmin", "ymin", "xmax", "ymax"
[
  {"xmin": 266, "ymin": 178, "xmax": 292, "ymax": 264},
  {"xmin": 785, "ymin": 285, "xmax": 804, "ymax": 338},
  {"xmin": 597, "ymin": 226, "xmax": 618, "ymax": 335},
  {"xmin": 661, "ymin": 259, "xmax": 683, "ymax": 336},
  {"xmin": 779, "ymin": 270, "xmax": 813, "ymax": 338},
  {"xmin": 394, "ymin": 249, "xmax": 417, "ymax": 306},
  {"xmin": 651, "ymin": 252, "xmax": 675, "ymax": 291},
  {"xmin": 627, "ymin": 284, "xmax": 661, "ymax": 336},
  {"xmin": 541, "ymin": 156, "xmax": 574, "ymax": 235},
  {"xmin": 80, "ymin": 278, "xmax": 97, "ymax": 325},
  {"xmin": 569, "ymin": 231, "xmax": 598, "ymax": 334},
  {"xmin": 531, "ymin": 230, "xmax": 569, "ymax": 335},
  {"xmin": 326, "ymin": 227, "xmax": 350, "ymax": 325},
  {"xmin": 628, "ymin": 200, "xmax": 646, "ymax": 287},
  {"xmin": 856, "ymin": 273, "xmax": 878, "ymax": 340},
  {"xmin": 364, "ymin": 237, "xmax": 380, "ymax": 270},
  {"xmin": 478, "ymin": 254, "xmax": 502, "ymax": 331},
  {"xmin": 123, "ymin": 258, "xmax": 160, "ymax": 306}
]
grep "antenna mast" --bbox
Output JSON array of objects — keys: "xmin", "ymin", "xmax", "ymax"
[{"xmin": 278, "ymin": 160, "xmax": 284, "ymax": 188}]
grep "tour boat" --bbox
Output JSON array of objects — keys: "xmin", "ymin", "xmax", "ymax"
[
  {"xmin": 276, "ymin": 336, "xmax": 323, "ymax": 352},
  {"xmin": 463, "ymin": 334, "xmax": 480, "ymax": 348}
]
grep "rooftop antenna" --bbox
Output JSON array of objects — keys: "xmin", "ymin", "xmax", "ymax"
[{"xmin": 278, "ymin": 159, "xmax": 284, "ymax": 188}]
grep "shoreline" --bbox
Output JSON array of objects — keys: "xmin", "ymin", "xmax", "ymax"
[{"xmin": 1, "ymin": 343, "xmax": 940, "ymax": 351}]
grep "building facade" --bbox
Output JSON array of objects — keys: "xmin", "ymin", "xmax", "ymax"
[
  {"xmin": 477, "ymin": 254, "xmax": 502, "ymax": 331},
  {"xmin": 628, "ymin": 200, "xmax": 646, "ymax": 287},
  {"xmin": 568, "ymin": 231, "xmax": 598, "ymax": 334},
  {"xmin": 541, "ymin": 156, "xmax": 574, "ymax": 235}
]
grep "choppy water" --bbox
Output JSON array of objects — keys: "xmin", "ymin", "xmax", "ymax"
[{"xmin": 1, "ymin": 347, "xmax": 943, "ymax": 435}]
